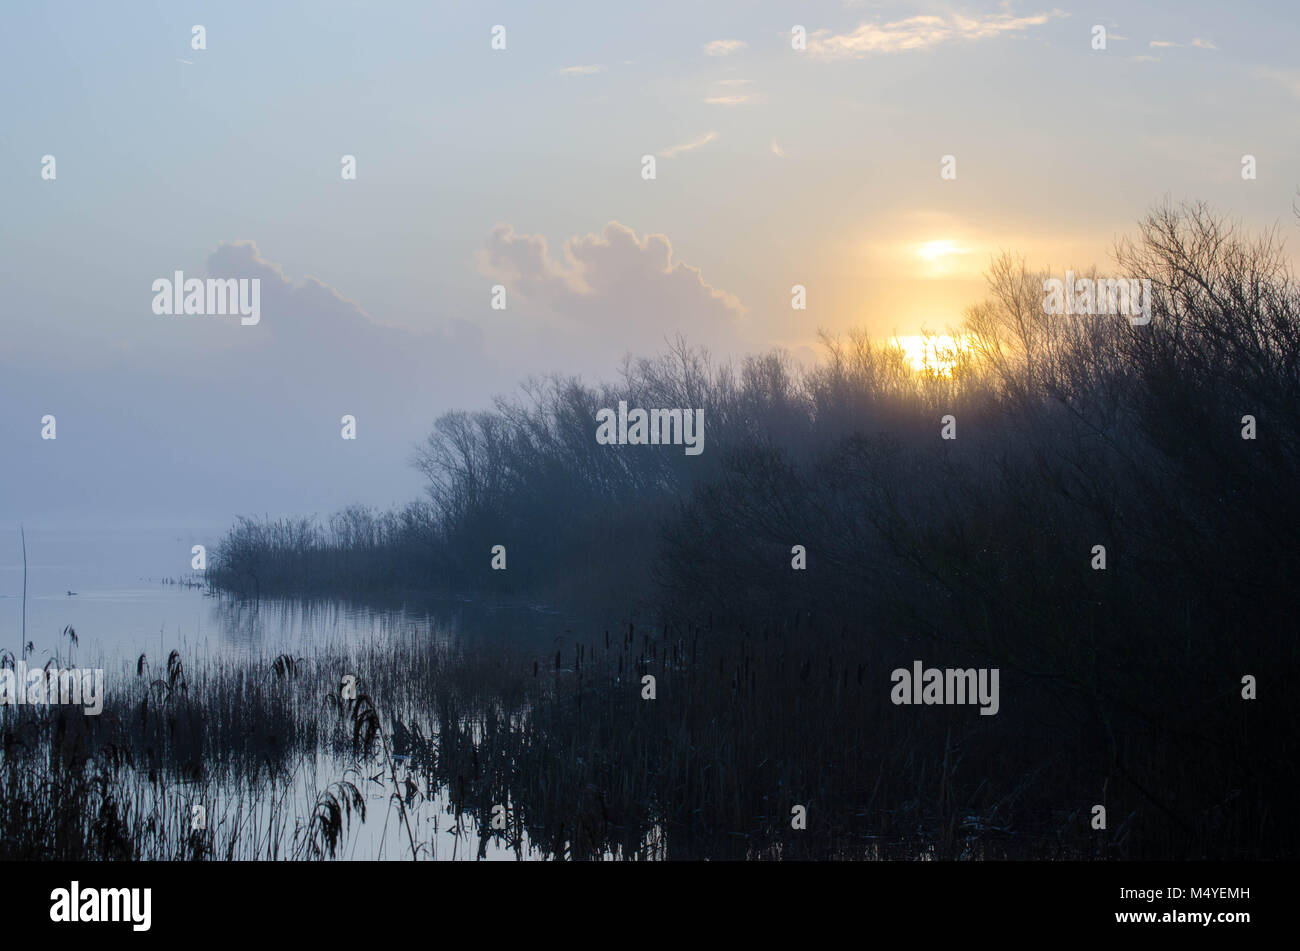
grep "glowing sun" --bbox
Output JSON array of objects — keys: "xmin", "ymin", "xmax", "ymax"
[
  {"xmin": 916, "ymin": 239, "xmax": 960, "ymax": 262},
  {"xmin": 891, "ymin": 334, "xmax": 969, "ymax": 375}
]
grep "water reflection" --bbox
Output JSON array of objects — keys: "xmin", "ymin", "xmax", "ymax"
[{"xmin": 210, "ymin": 592, "xmax": 576, "ymax": 655}]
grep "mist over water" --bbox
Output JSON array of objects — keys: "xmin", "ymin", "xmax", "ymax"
[
  {"xmin": 0, "ymin": 526, "xmax": 574, "ymax": 666},
  {"xmin": 0, "ymin": 527, "xmax": 589, "ymax": 860}
]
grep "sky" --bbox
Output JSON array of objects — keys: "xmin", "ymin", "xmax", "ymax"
[{"xmin": 1, "ymin": 0, "xmax": 1298, "ymax": 530}]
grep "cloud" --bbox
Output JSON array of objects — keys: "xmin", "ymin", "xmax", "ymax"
[
  {"xmin": 704, "ymin": 39, "xmax": 747, "ymax": 56},
  {"xmin": 202, "ymin": 242, "xmax": 491, "ymax": 392},
  {"xmin": 659, "ymin": 131, "xmax": 717, "ymax": 158},
  {"xmin": 1150, "ymin": 38, "xmax": 1218, "ymax": 50},
  {"xmin": 206, "ymin": 241, "xmax": 375, "ymax": 343},
  {"xmin": 770, "ymin": 140, "xmax": 787, "ymax": 158},
  {"xmin": 1255, "ymin": 67, "xmax": 1300, "ymax": 98},
  {"xmin": 705, "ymin": 77, "xmax": 759, "ymax": 106},
  {"xmin": 477, "ymin": 222, "xmax": 745, "ymax": 351},
  {"xmin": 703, "ymin": 95, "xmax": 757, "ymax": 106},
  {"xmin": 807, "ymin": 10, "xmax": 1064, "ymax": 59},
  {"xmin": 558, "ymin": 64, "xmax": 605, "ymax": 76},
  {"xmin": 0, "ymin": 240, "xmax": 498, "ymax": 524}
]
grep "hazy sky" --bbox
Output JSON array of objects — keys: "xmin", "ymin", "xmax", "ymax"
[{"xmin": 2, "ymin": 0, "xmax": 1298, "ymax": 529}]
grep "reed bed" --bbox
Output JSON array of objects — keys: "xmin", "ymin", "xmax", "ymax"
[{"xmin": 5, "ymin": 597, "xmax": 1284, "ymax": 860}]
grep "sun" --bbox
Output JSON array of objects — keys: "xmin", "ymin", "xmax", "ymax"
[
  {"xmin": 913, "ymin": 238, "xmax": 970, "ymax": 277},
  {"xmin": 916, "ymin": 240, "xmax": 959, "ymax": 262},
  {"xmin": 890, "ymin": 334, "xmax": 969, "ymax": 375}
]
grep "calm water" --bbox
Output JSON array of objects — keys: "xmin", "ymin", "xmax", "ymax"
[
  {"xmin": 0, "ymin": 525, "xmax": 574, "ymax": 667},
  {"xmin": 0, "ymin": 525, "xmax": 592, "ymax": 859}
]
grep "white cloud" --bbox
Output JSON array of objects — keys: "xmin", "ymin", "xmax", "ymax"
[
  {"xmin": 705, "ymin": 78, "xmax": 759, "ymax": 106},
  {"xmin": 704, "ymin": 95, "xmax": 757, "ymax": 106},
  {"xmin": 704, "ymin": 39, "xmax": 747, "ymax": 56},
  {"xmin": 205, "ymin": 241, "xmax": 479, "ymax": 367},
  {"xmin": 1150, "ymin": 38, "xmax": 1217, "ymax": 50},
  {"xmin": 659, "ymin": 131, "xmax": 717, "ymax": 158},
  {"xmin": 11, "ymin": 240, "xmax": 495, "ymax": 520},
  {"xmin": 477, "ymin": 222, "xmax": 745, "ymax": 351},
  {"xmin": 558, "ymin": 64, "xmax": 606, "ymax": 76},
  {"xmin": 807, "ymin": 11, "xmax": 1064, "ymax": 60},
  {"xmin": 770, "ymin": 140, "xmax": 787, "ymax": 158}
]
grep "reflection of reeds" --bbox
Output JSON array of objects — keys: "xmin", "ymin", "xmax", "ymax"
[
  {"xmin": 2, "ymin": 596, "xmax": 1290, "ymax": 860},
  {"xmin": 0, "ymin": 616, "xmax": 1219, "ymax": 862}
]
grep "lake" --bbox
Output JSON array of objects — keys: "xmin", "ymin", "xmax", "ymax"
[
  {"xmin": 0, "ymin": 525, "xmax": 596, "ymax": 860},
  {"xmin": 0, "ymin": 525, "xmax": 576, "ymax": 665}
]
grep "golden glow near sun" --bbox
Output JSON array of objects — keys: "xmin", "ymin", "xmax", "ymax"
[
  {"xmin": 891, "ymin": 334, "xmax": 970, "ymax": 375},
  {"xmin": 913, "ymin": 238, "xmax": 971, "ymax": 278},
  {"xmin": 916, "ymin": 239, "xmax": 959, "ymax": 262}
]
